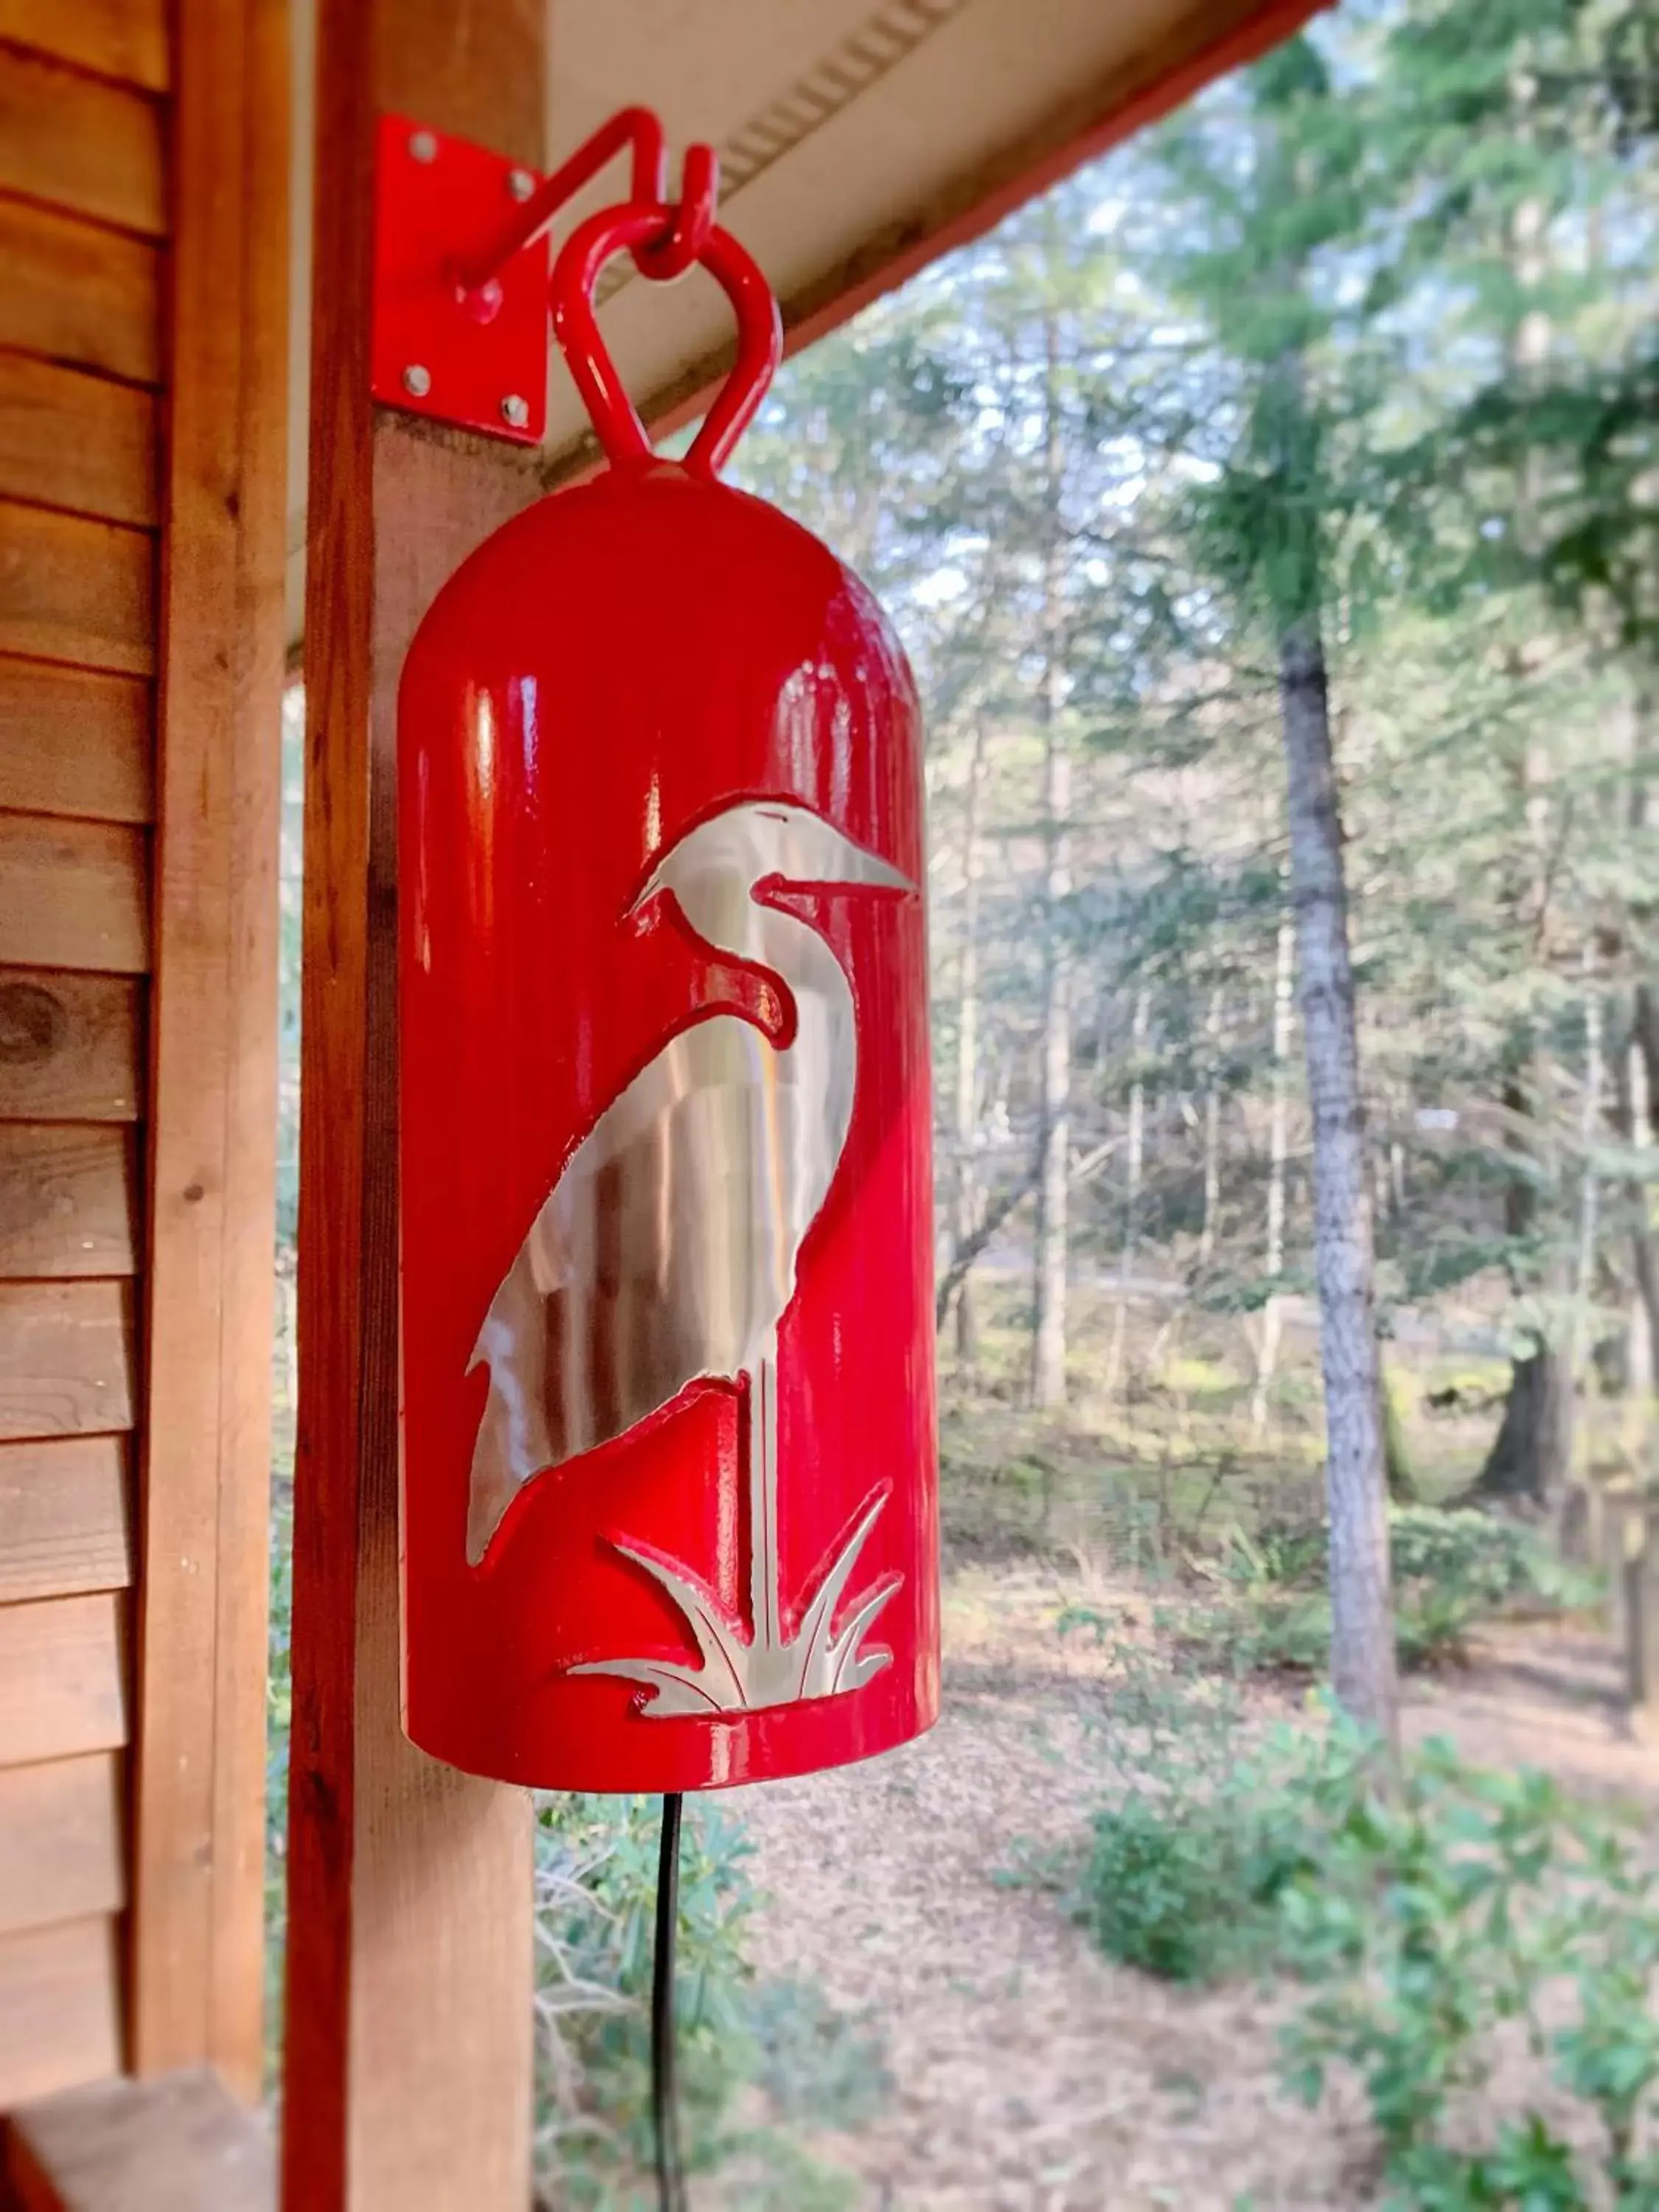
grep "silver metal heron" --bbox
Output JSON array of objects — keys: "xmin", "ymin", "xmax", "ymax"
[{"xmin": 465, "ymin": 799, "xmax": 914, "ymax": 1715}]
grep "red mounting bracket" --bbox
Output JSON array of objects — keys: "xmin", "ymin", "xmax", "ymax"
[{"xmin": 372, "ymin": 114, "xmax": 550, "ymax": 447}]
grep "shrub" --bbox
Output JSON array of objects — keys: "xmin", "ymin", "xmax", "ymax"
[
  {"xmin": 533, "ymin": 1792, "xmax": 760, "ymax": 2202},
  {"xmin": 531, "ymin": 1798, "xmax": 878, "ymax": 2208},
  {"xmin": 1064, "ymin": 1634, "xmax": 1325, "ymax": 1983},
  {"xmin": 1189, "ymin": 1507, "xmax": 1598, "ymax": 1677},
  {"xmin": 1066, "ymin": 1650, "xmax": 1659, "ymax": 2211},
  {"xmin": 1279, "ymin": 1733, "xmax": 1659, "ymax": 2210},
  {"xmin": 1081, "ymin": 1794, "xmax": 1291, "ymax": 1983}
]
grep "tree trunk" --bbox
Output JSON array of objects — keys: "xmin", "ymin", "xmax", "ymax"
[
  {"xmin": 1252, "ymin": 913, "xmax": 1295, "ymax": 1430},
  {"xmin": 953, "ymin": 718, "xmax": 988, "ymax": 1368},
  {"xmin": 1029, "ymin": 310, "xmax": 1071, "ymax": 1411},
  {"xmin": 1479, "ymin": 1347, "xmax": 1575, "ymax": 1502},
  {"xmin": 1475, "ymin": 196, "xmax": 1573, "ymax": 1511},
  {"xmin": 1570, "ymin": 954, "xmax": 1603, "ymax": 1391},
  {"xmin": 1279, "ymin": 614, "xmax": 1399, "ymax": 1747},
  {"xmin": 1475, "ymin": 1064, "xmax": 1576, "ymax": 1506},
  {"xmin": 1630, "ymin": 990, "xmax": 1659, "ymax": 1399},
  {"xmin": 1107, "ymin": 989, "xmax": 1150, "ymax": 1395},
  {"xmin": 1198, "ymin": 987, "xmax": 1223, "ymax": 1270}
]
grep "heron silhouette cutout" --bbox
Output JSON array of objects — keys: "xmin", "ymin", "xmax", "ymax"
[{"xmin": 465, "ymin": 799, "xmax": 915, "ymax": 1716}]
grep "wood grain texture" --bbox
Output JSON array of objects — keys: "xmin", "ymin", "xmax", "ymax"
[
  {"xmin": 0, "ymin": 1279, "xmax": 133, "ymax": 1439},
  {"xmin": 4, "ymin": 2068, "xmax": 273, "ymax": 2212},
  {"xmin": 0, "ymin": 815, "xmax": 148, "ymax": 974},
  {"xmin": 0, "ymin": 1917, "xmax": 121, "ymax": 2108},
  {"xmin": 0, "ymin": 1593, "xmax": 126, "ymax": 1767},
  {"xmin": 0, "ymin": 0, "xmax": 169, "ymax": 92},
  {"xmin": 0, "ymin": 355, "xmax": 158, "ymax": 528},
  {"xmin": 0, "ymin": 970, "xmax": 143, "ymax": 1120},
  {"xmin": 0, "ymin": 1124, "xmax": 135, "ymax": 1277},
  {"xmin": 128, "ymin": 0, "xmax": 288, "ymax": 2104},
  {"xmin": 0, "ymin": 1753, "xmax": 124, "ymax": 1936},
  {"xmin": 0, "ymin": 1436, "xmax": 131, "ymax": 1602},
  {"xmin": 0, "ymin": 198, "xmax": 161, "ymax": 386},
  {"xmin": 0, "ymin": 504, "xmax": 155, "ymax": 675},
  {"xmin": 0, "ymin": 661, "xmax": 153, "ymax": 823},
  {"xmin": 375, "ymin": 0, "xmax": 542, "ymax": 153},
  {"xmin": 282, "ymin": 4, "xmax": 536, "ymax": 2204},
  {"xmin": 0, "ymin": 46, "xmax": 166, "ymax": 238}
]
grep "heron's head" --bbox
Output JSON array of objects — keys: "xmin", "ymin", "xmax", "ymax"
[{"xmin": 632, "ymin": 801, "xmax": 911, "ymax": 954}]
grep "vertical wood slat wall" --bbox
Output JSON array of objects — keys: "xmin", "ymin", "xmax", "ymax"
[
  {"xmin": 0, "ymin": 0, "xmax": 285, "ymax": 2111},
  {"xmin": 0, "ymin": 1, "xmax": 163, "ymax": 2106}
]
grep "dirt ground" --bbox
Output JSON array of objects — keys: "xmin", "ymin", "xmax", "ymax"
[{"xmin": 717, "ymin": 1572, "xmax": 1659, "ymax": 2212}]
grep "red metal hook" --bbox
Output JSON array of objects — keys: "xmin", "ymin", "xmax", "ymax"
[
  {"xmin": 374, "ymin": 107, "xmax": 765, "ymax": 453},
  {"xmin": 552, "ymin": 203, "xmax": 782, "ymax": 477},
  {"xmin": 455, "ymin": 107, "xmax": 717, "ymax": 305}
]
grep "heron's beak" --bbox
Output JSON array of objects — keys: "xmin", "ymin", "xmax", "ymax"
[
  {"xmin": 829, "ymin": 846, "xmax": 913, "ymax": 894},
  {"xmin": 771, "ymin": 813, "xmax": 914, "ymax": 897}
]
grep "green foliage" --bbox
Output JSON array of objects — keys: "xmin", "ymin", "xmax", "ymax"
[
  {"xmin": 1071, "ymin": 1660, "xmax": 1659, "ymax": 2208},
  {"xmin": 532, "ymin": 1793, "xmax": 760, "ymax": 2198},
  {"xmin": 1185, "ymin": 1507, "xmax": 1599, "ymax": 1677},
  {"xmin": 1279, "ymin": 1734, "xmax": 1659, "ymax": 2210},
  {"xmin": 530, "ymin": 1798, "xmax": 883, "ymax": 2206},
  {"xmin": 1079, "ymin": 1791, "xmax": 1297, "ymax": 1985},
  {"xmin": 1063, "ymin": 1636, "xmax": 1318, "ymax": 1984}
]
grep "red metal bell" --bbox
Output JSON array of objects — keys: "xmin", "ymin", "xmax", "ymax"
[{"xmin": 397, "ymin": 195, "xmax": 939, "ymax": 1792}]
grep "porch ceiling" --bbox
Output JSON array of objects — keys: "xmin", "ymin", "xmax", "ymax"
[{"xmin": 284, "ymin": 0, "xmax": 1316, "ymax": 647}]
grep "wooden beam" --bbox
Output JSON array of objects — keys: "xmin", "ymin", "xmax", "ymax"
[
  {"xmin": 4, "ymin": 2069, "xmax": 272, "ymax": 2212},
  {"xmin": 282, "ymin": 4, "xmax": 538, "ymax": 2205},
  {"xmin": 128, "ymin": 0, "xmax": 288, "ymax": 2104}
]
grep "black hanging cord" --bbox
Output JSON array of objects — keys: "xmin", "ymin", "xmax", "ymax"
[{"xmin": 653, "ymin": 1790, "xmax": 688, "ymax": 2212}]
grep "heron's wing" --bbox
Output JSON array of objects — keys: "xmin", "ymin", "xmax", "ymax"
[{"xmin": 466, "ymin": 1018, "xmax": 817, "ymax": 1562}]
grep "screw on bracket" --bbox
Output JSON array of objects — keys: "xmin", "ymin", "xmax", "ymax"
[
  {"xmin": 507, "ymin": 167, "xmax": 536, "ymax": 202},
  {"xmin": 501, "ymin": 394, "xmax": 530, "ymax": 429},
  {"xmin": 408, "ymin": 128, "xmax": 438, "ymax": 164},
  {"xmin": 403, "ymin": 364, "xmax": 433, "ymax": 397}
]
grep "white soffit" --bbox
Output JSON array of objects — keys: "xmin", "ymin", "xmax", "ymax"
[
  {"xmin": 538, "ymin": 0, "xmax": 1306, "ymax": 468},
  {"xmin": 285, "ymin": 0, "xmax": 1309, "ymax": 644}
]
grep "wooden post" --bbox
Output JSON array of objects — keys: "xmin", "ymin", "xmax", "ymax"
[
  {"xmin": 130, "ymin": 0, "xmax": 289, "ymax": 2098},
  {"xmin": 281, "ymin": 4, "xmax": 541, "ymax": 2206}
]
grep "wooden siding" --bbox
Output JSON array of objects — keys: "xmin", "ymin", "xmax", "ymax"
[
  {"xmin": 0, "ymin": 1920, "xmax": 122, "ymax": 2109},
  {"xmin": 0, "ymin": 1440, "xmax": 131, "ymax": 1606},
  {"xmin": 0, "ymin": 0, "xmax": 169, "ymax": 93},
  {"xmin": 0, "ymin": 0, "xmax": 167, "ymax": 2116}
]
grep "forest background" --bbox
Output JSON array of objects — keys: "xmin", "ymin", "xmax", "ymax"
[{"xmin": 728, "ymin": 0, "xmax": 1659, "ymax": 1733}]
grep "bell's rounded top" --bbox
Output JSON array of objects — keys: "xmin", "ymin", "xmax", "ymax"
[{"xmin": 403, "ymin": 459, "xmax": 917, "ymax": 738}]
